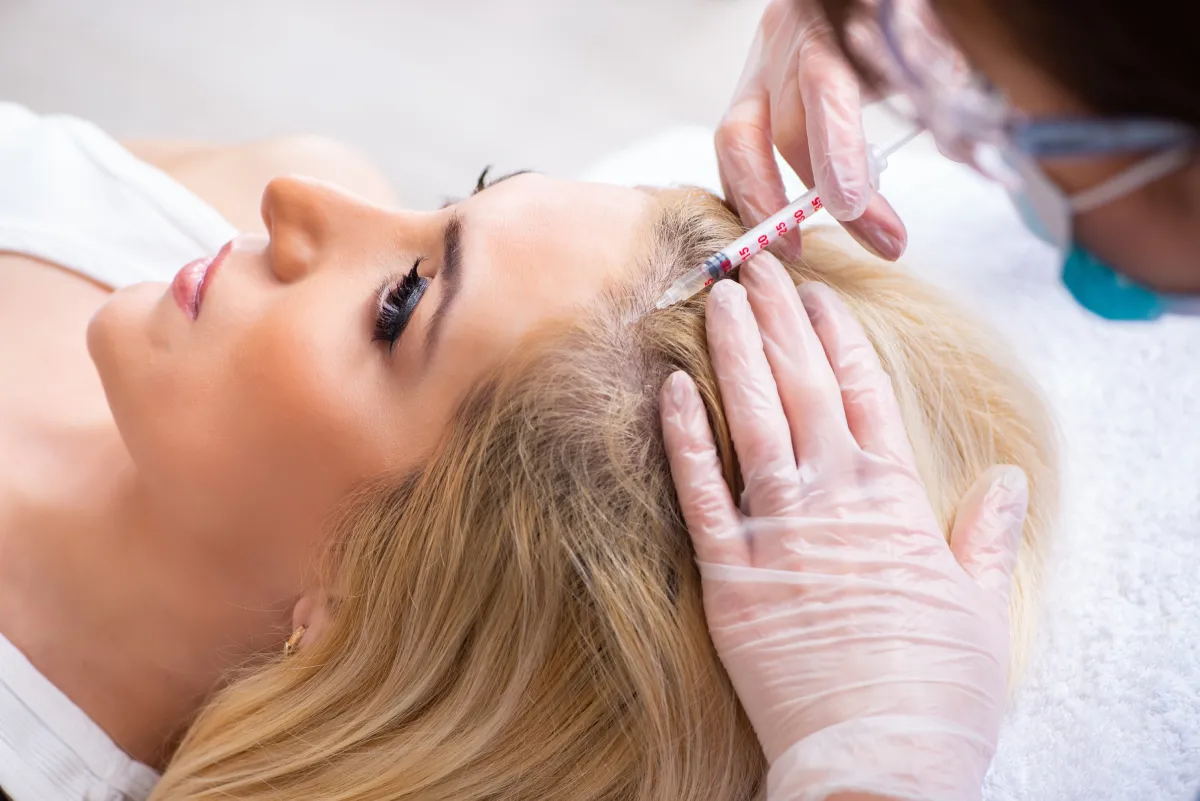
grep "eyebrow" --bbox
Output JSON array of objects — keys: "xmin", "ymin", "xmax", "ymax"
[
  {"xmin": 423, "ymin": 213, "xmax": 464, "ymax": 356},
  {"xmin": 423, "ymin": 170, "xmax": 538, "ymax": 353}
]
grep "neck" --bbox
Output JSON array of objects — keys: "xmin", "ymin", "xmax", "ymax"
[{"xmin": 0, "ymin": 421, "xmax": 292, "ymax": 767}]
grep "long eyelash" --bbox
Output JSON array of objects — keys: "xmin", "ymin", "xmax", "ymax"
[
  {"xmin": 373, "ymin": 258, "xmax": 430, "ymax": 352},
  {"xmin": 474, "ymin": 167, "xmax": 492, "ymax": 195},
  {"xmin": 472, "ymin": 167, "xmax": 534, "ymax": 196},
  {"xmin": 441, "ymin": 167, "xmax": 534, "ymax": 209}
]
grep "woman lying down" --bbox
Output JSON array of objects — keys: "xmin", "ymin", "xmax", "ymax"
[{"xmin": 0, "ymin": 102, "xmax": 1057, "ymax": 801}]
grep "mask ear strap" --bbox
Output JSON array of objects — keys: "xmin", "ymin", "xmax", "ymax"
[
  {"xmin": 1164, "ymin": 294, "xmax": 1200, "ymax": 315},
  {"xmin": 1070, "ymin": 147, "xmax": 1194, "ymax": 214}
]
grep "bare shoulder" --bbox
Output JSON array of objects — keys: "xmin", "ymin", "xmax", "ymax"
[{"xmin": 122, "ymin": 136, "xmax": 400, "ymax": 233}]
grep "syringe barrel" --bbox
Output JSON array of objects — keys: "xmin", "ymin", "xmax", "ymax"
[
  {"xmin": 651, "ymin": 129, "xmax": 917, "ymax": 312},
  {"xmin": 701, "ymin": 252, "xmax": 732, "ymax": 283}
]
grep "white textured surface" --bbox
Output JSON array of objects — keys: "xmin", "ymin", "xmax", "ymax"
[
  {"xmin": 884, "ymin": 137, "xmax": 1200, "ymax": 801},
  {"xmin": 0, "ymin": 0, "xmax": 766, "ymax": 210},
  {"xmin": 587, "ymin": 128, "xmax": 1200, "ymax": 801}
]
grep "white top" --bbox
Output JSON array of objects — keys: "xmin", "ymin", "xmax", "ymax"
[
  {"xmin": 0, "ymin": 637, "xmax": 159, "ymax": 801},
  {"xmin": 0, "ymin": 102, "xmax": 237, "ymax": 801},
  {"xmin": 0, "ymin": 101, "xmax": 235, "ymax": 289}
]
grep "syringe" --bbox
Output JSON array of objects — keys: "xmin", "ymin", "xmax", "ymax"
[{"xmin": 654, "ymin": 129, "xmax": 921, "ymax": 310}]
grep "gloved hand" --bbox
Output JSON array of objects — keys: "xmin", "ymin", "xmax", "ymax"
[
  {"xmin": 718, "ymin": 0, "xmax": 907, "ymax": 262},
  {"xmin": 659, "ymin": 253, "xmax": 1027, "ymax": 801}
]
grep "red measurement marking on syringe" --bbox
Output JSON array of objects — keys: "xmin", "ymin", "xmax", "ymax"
[
  {"xmin": 776, "ymin": 222, "xmax": 788, "ymax": 235},
  {"xmin": 739, "ymin": 246, "xmax": 751, "ymax": 259},
  {"xmin": 812, "ymin": 196, "xmax": 823, "ymax": 211},
  {"xmin": 794, "ymin": 209, "xmax": 806, "ymax": 222}
]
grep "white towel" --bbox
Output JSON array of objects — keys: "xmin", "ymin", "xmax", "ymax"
[{"xmin": 582, "ymin": 125, "xmax": 1200, "ymax": 801}]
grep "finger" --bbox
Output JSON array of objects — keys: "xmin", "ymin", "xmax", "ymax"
[
  {"xmin": 841, "ymin": 191, "xmax": 908, "ymax": 262},
  {"xmin": 796, "ymin": 36, "xmax": 871, "ymax": 222},
  {"xmin": 772, "ymin": 81, "xmax": 906, "ymax": 263},
  {"xmin": 768, "ymin": 60, "xmax": 814, "ymax": 190},
  {"xmin": 790, "ymin": 35, "xmax": 908, "ymax": 260},
  {"xmin": 760, "ymin": 0, "xmax": 817, "ymax": 191},
  {"xmin": 739, "ymin": 252, "xmax": 857, "ymax": 465},
  {"xmin": 764, "ymin": 49, "xmax": 809, "ymax": 263},
  {"xmin": 949, "ymin": 466, "xmax": 1028, "ymax": 605},
  {"xmin": 706, "ymin": 279, "xmax": 802, "ymax": 517},
  {"xmin": 716, "ymin": 88, "xmax": 791, "ymax": 232},
  {"xmin": 798, "ymin": 282, "xmax": 917, "ymax": 466},
  {"xmin": 660, "ymin": 371, "xmax": 749, "ymax": 566}
]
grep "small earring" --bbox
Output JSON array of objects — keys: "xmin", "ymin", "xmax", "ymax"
[{"xmin": 284, "ymin": 625, "xmax": 307, "ymax": 657}]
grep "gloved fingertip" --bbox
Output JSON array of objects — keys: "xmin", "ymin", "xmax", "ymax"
[
  {"xmin": 852, "ymin": 224, "xmax": 906, "ymax": 262},
  {"xmin": 660, "ymin": 372, "xmax": 713, "ymax": 468},
  {"xmin": 740, "ymin": 250, "xmax": 787, "ymax": 290},
  {"xmin": 796, "ymin": 280, "xmax": 839, "ymax": 320},
  {"xmin": 663, "ymin": 370, "xmax": 696, "ymax": 413},
  {"xmin": 951, "ymin": 465, "xmax": 1029, "ymax": 595},
  {"xmin": 844, "ymin": 196, "xmax": 908, "ymax": 261},
  {"xmin": 709, "ymin": 275, "xmax": 749, "ymax": 308},
  {"xmin": 989, "ymin": 466, "xmax": 1030, "ymax": 529}
]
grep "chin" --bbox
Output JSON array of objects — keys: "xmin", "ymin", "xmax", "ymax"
[
  {"xmin": 87, "ymin": 281, "xmax": 160, "ymax": 366},
  {"xmin": 87, "ymin": 282, "xmax": 179, "ymax": 446},
  {"xmin": 93, "ymin": 276, "xmax": 193, "ymax": 347}
]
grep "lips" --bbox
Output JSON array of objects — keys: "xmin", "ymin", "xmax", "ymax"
[{"xmin": 171, "ymin": 239, "xmax": 234, "ymax": 320}]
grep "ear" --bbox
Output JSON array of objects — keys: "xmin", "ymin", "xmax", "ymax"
[{"xmin": 291, "ymin": 589, "xmax": 331, "ymax": 652}]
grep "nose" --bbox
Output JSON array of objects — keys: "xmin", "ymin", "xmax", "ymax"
[{"xmin": 260, "ymin": 176, "xmax": 379, "ymax": 283}]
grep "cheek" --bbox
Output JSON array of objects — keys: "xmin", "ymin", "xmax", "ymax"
[
  {"xmin": 99, "ymin": 284, "xmax": 411, "ymax": 570},
  {"xmin": 233, "ymin": 309, "xmax": 385, "ymax": 475},
  {"xmin": 202, "ymin": 313, "xmax": 394, "ymax": 529}
]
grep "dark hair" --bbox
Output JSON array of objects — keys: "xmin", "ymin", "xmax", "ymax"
[{"xmin": 817, "ymin": 0, "xmax": 1200, "ymax": 128}]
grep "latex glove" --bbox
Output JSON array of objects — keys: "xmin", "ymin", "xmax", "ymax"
[
  {"xmin": 659, "ymin": 253, "xmax": 1028, "ymax": 801},
  {"xmin": 718, "ymin": 0, "xmax": 907, "ymax": 262}
]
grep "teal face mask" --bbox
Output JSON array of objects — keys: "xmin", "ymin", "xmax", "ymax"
[
  {"xmin": 1060, "ymin": 247, "xmax": 1196, "ymax": 321},
  {"xmin": 1007, "ymin": 144, "xmax": 1200, "ymax": 321}
]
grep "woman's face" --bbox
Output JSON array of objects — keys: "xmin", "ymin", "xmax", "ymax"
[{"xmin": 88, "ymin": 173, "xmax": 653, "ymax": 594}]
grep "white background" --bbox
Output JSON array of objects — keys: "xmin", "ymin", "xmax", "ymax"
[{"xmin": 0, "ymin": 0, "xmax": 768, "ymax": 209}]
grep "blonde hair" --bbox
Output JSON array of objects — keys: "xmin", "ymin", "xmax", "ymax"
[{"xmin": 152, "ymin": 189, "xmax": 1056, "ymax": 801}]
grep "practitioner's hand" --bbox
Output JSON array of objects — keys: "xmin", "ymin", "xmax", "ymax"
[
  {"xmin": 718, "ymin": 0, "xmax": 907, "ymax": 262},
  {"xmin": 659, "ymin": 253, "xmax": 1027, "ymax": 801}
]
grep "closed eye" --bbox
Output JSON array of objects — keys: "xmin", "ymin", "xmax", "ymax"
[{"xmin": 373, "ymin": 259, "xmax": 430, "ymax": 352}]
